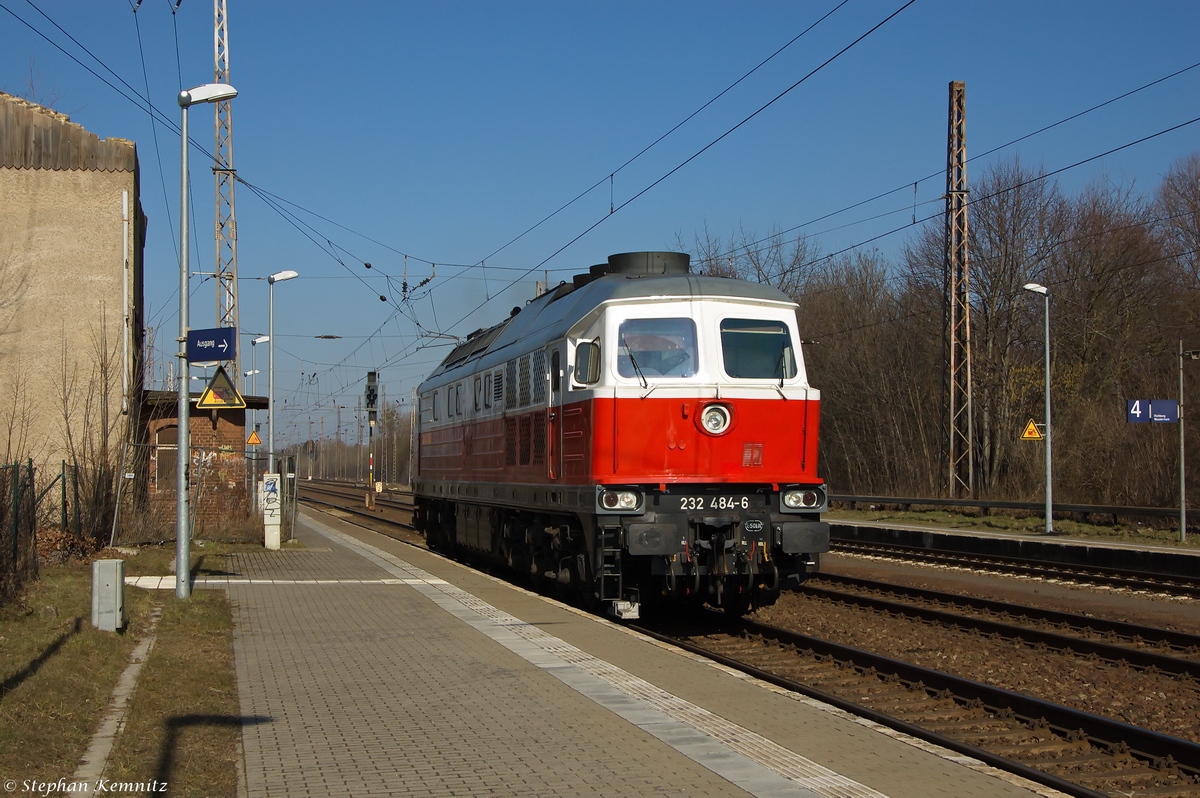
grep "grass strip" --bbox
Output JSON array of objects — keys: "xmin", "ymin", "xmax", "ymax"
[{"xmin": 0, "ymin": 544, "xmax": 244, "ymax": 796}]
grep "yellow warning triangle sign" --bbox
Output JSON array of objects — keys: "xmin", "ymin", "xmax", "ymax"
[
  {"xmin": 196, "ymin": 365, "xmax": 247, "ymax": 410},
  {"xmin": 246, "ymin": 430, "xmax": 262, "ymax": 446},
  {"xmin": 1020, "ymin": 419, "xmax": 1043, "ymax": 440}
]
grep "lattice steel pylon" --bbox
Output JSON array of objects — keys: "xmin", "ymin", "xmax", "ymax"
[
  {"xmin": 945, "ymin": 81, "xmax": 974, "ymax": 498},
  {"xmin": 214, "ymin": 0, "xmax": 239, "ymax": 380}
]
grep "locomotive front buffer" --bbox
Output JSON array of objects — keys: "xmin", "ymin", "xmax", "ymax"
[{"xmin": 596, "ymin": 482, "xmax": 831, "ymax": 617}]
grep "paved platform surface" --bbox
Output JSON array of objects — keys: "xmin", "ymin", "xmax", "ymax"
[{"xmin": 218, "ymin": 507, "xmax": 1066, "ymax": 798}]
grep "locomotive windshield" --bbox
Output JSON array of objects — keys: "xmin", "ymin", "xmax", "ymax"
[
  {"xmin": 720, "ymin": 318, "xmax": 797, "ymax": 379},
  {"xmin": 617, "ymin": 318, "xmax": 697, "ymax": 378}
]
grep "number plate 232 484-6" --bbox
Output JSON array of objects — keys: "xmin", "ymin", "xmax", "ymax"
[{"xmin": 675, "ymin": 495, "xmax": 760, "ymax": 511}]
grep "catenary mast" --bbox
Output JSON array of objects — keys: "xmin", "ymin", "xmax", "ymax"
[
  {"xmin": 214, "ymin": 0, "xmax": 239, "ymax": 382},
  {"xmin": 945, "ymin": 81, "xmax": 975, "ymax": 498}
]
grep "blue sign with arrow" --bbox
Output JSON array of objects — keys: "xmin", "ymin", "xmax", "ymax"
[{"xmin": 187, "ymin": 327, "xmax": 237, "ymax": 363}]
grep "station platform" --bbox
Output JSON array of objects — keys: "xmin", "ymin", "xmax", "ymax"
[
  {"xmin": 829, "ymin": 518, "xmax": 1200, "ymax": 577},
  {"xmin": 213, "ymin": 507, "xmax": 1067, "ymax": 798}
]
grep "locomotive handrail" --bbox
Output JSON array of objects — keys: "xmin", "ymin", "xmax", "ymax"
[{"xmin": 829, "ymin": 494, "xmax": 1188, "ymax": 523}]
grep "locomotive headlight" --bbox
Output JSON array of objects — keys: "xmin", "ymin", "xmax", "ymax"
[
  {"xmin": 600, "ymin": 489, "xmax": 642, "ymax": 512},
  {"xmin": 699, "ymin": 404, "xmax": 732, "ymax": 435},
  {"xmin": 782, "ymin": 488, "xmax": 822, "ymax": 510}
]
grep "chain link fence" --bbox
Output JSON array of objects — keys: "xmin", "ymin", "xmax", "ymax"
[{"xmin": 0, "ymin": 461, "xmax": 38, "ymax": 603}]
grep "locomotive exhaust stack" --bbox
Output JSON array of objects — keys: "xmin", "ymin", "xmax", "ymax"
[{"xmin": 412, "ymin": 252, "xmax": 830, "ymax": 617}]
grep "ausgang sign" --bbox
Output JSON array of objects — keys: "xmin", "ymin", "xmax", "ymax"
[{"xmin": 186, "ymin": 327, "xmax": 237, "ymax": 364}]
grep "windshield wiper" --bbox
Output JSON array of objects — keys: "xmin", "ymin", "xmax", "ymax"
[{"xmin": 621, "ymin": 334, "xmax": 648, "ymax": 388}]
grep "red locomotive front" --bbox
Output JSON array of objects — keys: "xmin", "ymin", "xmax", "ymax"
[{"xmin": 414, "ymin": 252, "xmax": 829, "ymax": 617}]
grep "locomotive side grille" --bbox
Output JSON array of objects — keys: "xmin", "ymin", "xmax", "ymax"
[
  {"xmin": 532, "ymin": 350, "xmax": 546, "ymax": 404},
  {"xmin": 519, "ymin": 355, "xmax": 531, "ymax": 407},
  {"xmin": 493, "ymin": 369, "xmax": 504, "ymax": 406},
  {"xmin": 504, "ymin": 418, "xmax": 518, "ymax": 466},
  {"xmin": 505, "ymin": 361, "xmax": 517, "ymax": 409},
  {"xmin": 532, "ymin": 413, "xmax": 546, "ymax": 465},
  {"xmin": 518, "ymin": 416, "xmax": 532, "ymax": 466}
]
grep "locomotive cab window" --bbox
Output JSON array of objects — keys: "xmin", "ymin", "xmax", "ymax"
[
  {"xmin": 720, "ymin": 318, "xmax": 797, "ymax": 379},
  {"xmin": 617, "ymin": 318, "xmax": 697, "ymax": 378}
]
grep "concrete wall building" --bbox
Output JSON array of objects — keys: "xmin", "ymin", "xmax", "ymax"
[{"xmin": 0, "ymin": 91, "xmax": 145, "ymax": 472}]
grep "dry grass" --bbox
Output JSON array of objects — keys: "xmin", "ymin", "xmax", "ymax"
[
  {"xmin": 102, "ymin": 588, "xmax": 239, "ymax": 797},
  {"xmin": 0, "ymin": 542, "xmax": 255, "ymax": 795},
  {"xmin": 0, "ymin": 559, "xmax": 154, "ymax": 781}
]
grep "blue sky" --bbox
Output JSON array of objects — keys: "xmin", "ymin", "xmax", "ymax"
[{"xmin": 5, "ymin": 0, "xmax": 1200, "ymax": 445}]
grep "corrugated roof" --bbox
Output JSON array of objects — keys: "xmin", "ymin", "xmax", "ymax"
[{"xmin": 0, "ymin": 91, "xmax": 136, "ymax": 171}]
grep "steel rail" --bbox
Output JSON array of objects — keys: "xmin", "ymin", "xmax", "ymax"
[
  {"xmin": 812, "ymin": 572, "xmax": 1200, "ymax": 652},
  {"xmin": 831, "ymin": 493, "xmax": 1187, "ymax": 522},
  {"xmin": 631, "ymin": 617, "xmax": 1110, "ymax": 798},
  {"xmin": 797, "ymin": 582, "xmax": 1200, "ymax": 680},
  {"xmin": 637, "ymin": 612, "xmax": 1200, "ymax": 792},
  {"xmin": 299, "ymin": 484, "xmax": 414, "ymax": 511},
  {"xmin": 734, "ymin": 616, "xmax": 1200, "ymax": 777},
  {"xmin": 298, "ymin": 495, "xmax": 416, "ymax": 530},
  {"xmin": 832, "ymin": 539, "xmax": 1200, "ymax": 598}
]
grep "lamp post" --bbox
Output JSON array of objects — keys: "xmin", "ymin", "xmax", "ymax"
[
  {"xmin": 267, "ymin": 271, "xmax": 298, "ymax": 475},
  {"xmin": 1181, "ymin": 342, "xmax": 1200, "ymax": 542},
  {"xmin": 176, "ymin": 82, "xmax": 237, "ymax": 599},
  {"xmin": 1023, "ymin": 283, "xmax": 1052, "ymax": 535},
  {"xmin": 248, "ymin": 335, "xmax": 269, "ymax": 470}
]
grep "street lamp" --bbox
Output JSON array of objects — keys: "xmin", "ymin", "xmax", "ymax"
[
  {"xmin": 249, "ymin": 335, "xmax": 269, "ymax": 461},
  {"xmin": 267, "ymin": 271, "xmax": 298, "ymax": 476},
  {"xmin": 1181, "ymin": 342, "xmax": 1200, "ymax": 542},
  {"xmin": 1023, "ymin": 282, "xmax": 1052, "ymax": 535},
  {"xmin": 176, "ymin": 82, "xmax": 237, "ymax": 599}
]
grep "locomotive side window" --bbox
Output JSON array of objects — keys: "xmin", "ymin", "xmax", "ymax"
[
  {"xmin": 720, "ymin": 318, "xmax": 797, "ymax": 379},
  {"xmin": 432, "ymin": 389, "xmax": 439, "ymax": 420},
  {"xmin": 550, "ymin": 350, "xmax": 561, "ymax": 392},
  {"xmin": 484, "ymin": 373, "xmax": 493, "ymax": 409},
  {"xmin": 474, "ymin": 377, "xmax": 482, "ymax": 412},
  {"xmin": 617, "ymin": 318, "xmax": 697, "ymax": 378},
  {"xmin": 455, "ymin": 383, "xmax": 463, "ymax": 415}
]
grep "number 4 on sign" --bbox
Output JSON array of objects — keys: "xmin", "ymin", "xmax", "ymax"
[{"xmin": 1021, "ymin": 419, "xmax": 1043, "ymax": 441}]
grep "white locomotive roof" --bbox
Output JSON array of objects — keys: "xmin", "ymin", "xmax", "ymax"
[{"xmin": 422, "ymin": 270, "xmax": 797, "ymax": 390}]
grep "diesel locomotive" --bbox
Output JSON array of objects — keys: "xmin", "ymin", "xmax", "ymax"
[{"xmin": 412, "ymin": 251, "xmax": 829, "ymax": 618}]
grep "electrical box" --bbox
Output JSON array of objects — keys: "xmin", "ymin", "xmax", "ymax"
[{"xmin": 91, "ymin": 559, "xmax": 125, "ymax": 632}]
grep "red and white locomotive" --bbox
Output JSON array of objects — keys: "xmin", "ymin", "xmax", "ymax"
[{"xmin": 413, "ymin": 251, "xmax": 829, "ymax": 617}]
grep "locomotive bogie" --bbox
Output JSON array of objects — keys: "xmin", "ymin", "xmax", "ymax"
[{"xmin": 413, "ymin": 252, "xmax": 831, "ymax": 617}]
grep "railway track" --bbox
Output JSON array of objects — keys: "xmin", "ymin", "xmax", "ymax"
[
  {"xmin": 831, "ymin": 538, "xmax": 1200, "ymax": 599},
  {"xmin": 300, "ymin": 487, "xmax": 1200, "ymax": 796},
  {"xmin": 799, "ymin": 573, "xmax": 1200, "ymax": 681},
  {"xmin": 635, "ymin": 611, "xmax": 1200, "ymax": 798}
]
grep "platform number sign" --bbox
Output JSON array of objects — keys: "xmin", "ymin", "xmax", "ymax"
[{"xmin": 1127, "ymin": 399, "xmax": 1179, "ymax": 423}]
